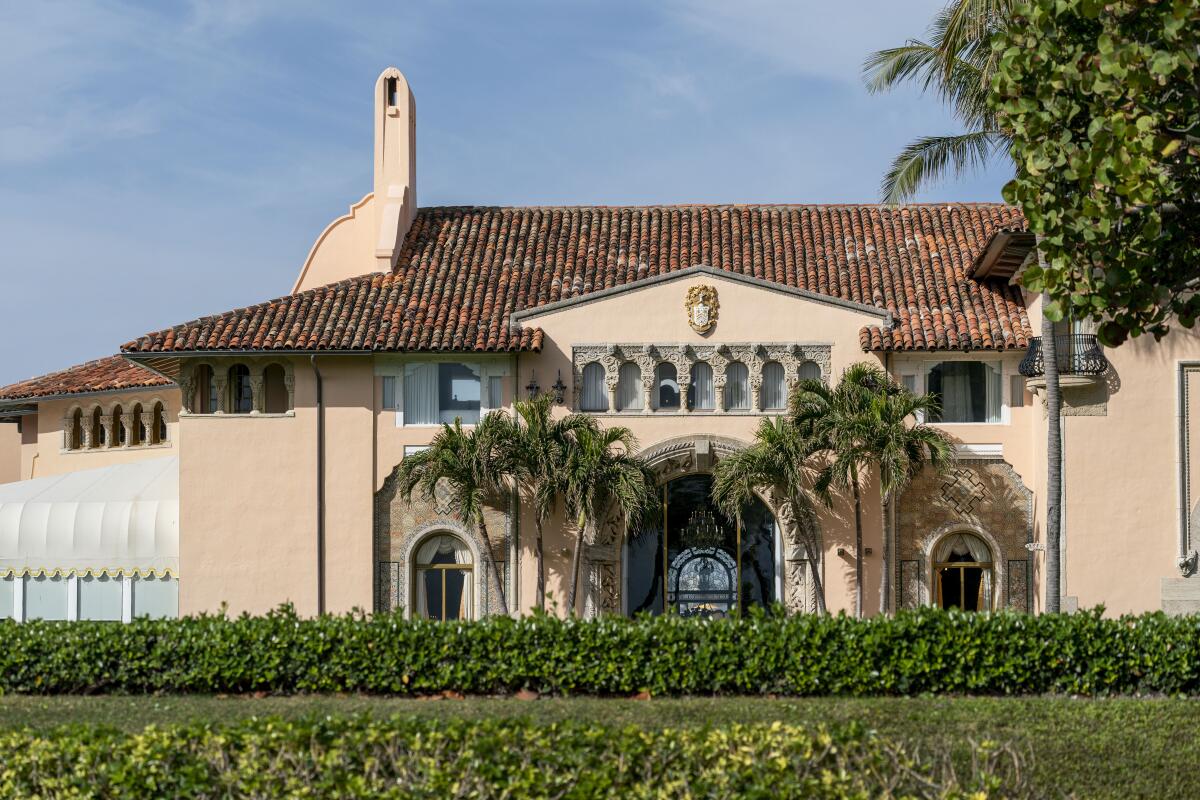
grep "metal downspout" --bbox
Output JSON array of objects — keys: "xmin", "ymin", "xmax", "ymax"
[{"xmin": 311, "ymin": 355, "xmax": 326, "ymax": 615}]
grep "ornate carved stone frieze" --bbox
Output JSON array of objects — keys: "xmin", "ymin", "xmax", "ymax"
[{"xmin": 571, "ymin": 343, "xmax": 831, "ymax": 413}]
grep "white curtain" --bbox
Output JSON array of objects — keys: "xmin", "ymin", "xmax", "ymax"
[
  {"xmin": 404, "ymin": 364, "xmax": 438, "ymax": 425},
  {"xmin": 414, "ymin": 535, "xmax": 473, "ymax": 621},
  {"xmin": 690, "ymin": 362, "xmax": 714, "ymax": 410},
  {"xmin": 724, "ymin": 362, "xmax": 749, "ymax": 410},
  {"xmin": 617, "ymin": 362, "xmax": 642, "ymax": 411},
  {"xmin": 985, "ymin": 363, "xmax": 1001, "ymax": 423},
  {"xmin": 762, "ymin": 362, "xmax": 786, "ymax": 410},
  {"xmin": 939, "ymin": 364, "xmax": 972, "ymax": 422},
  {"xmin": 487, "ymin": 376, "xmax": 503, "ymax": 411},
  {"xmin": 936, "ymin": 532, "xmax": 993, "ymax": 611},
  {"xmin": 581, "ymin": 363, "xmax": 606, "ymax": 411},
  {"xmin": 798, "ymin": 360, "xmax": 822, "ymax": 382}
]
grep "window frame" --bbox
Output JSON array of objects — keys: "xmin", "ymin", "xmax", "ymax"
[
  {"xmin": 378, "ymin": 357, "xmax": 511, "ymax": 428},
  {"xmin": 898, "ymin": 357, "xmax": 1014, "ymax": 426}
]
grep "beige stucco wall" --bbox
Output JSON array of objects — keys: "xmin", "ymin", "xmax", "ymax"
[
  {"xmin": 1056, "ymin": 326, "xmax": 1200, "ymax": 614},
  {"xmin": 291, "ymin": 194, "xmax": 377, "ymax": 293},
  {"xmin": 18, "ymin": 390, "xmax": 184, "ymax": 481},
  {"xmin": 511, "ymin": 272, "xmax": 892, "ymax": 616},
  {"xmin": 0, "ymin": 422, "xmax": 18, "ymax": 484},
  {"xmin": 179, "ymin": 356, "xmax": 375, "ymax": 617}
]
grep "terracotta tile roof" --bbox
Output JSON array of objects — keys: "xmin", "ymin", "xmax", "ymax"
[
  {"xmin": 123, "ymin": 203, "xmax": 1030, "ymax": 355},
  {"xmin": 0, "ymin": 356, "xmax": 171, "ymax": 403}
]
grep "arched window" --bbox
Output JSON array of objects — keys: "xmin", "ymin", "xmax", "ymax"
[
  {"xmin": 91, "ymin": 407, "xmax": 105, "ymax": 448},
  {"xmin": 616, "ymin": 362, "xmax": 642, "ymax": 411},
  {"xmin": 194, "ymin": 365, "xmax": 216, "ymax": 413},
  {"xmin": 724, "ymin": 362, "xmax": 750, "ymax": 410},
  {"xmin": 933, "ymin": 532, "xmax": 994, "ymax": 611},
  {"xmin": 263, "ymin": 364, "xmax": 288, "ymax": 413},
  {"xmin": 131, "ymin": 403, "xmax": 144, "ymax": 446},
  {"xmin": 228, "ymin": 365, "xmax": 252, "ymax": 414},
  {"xmin": 413, "ymin": 533, "xmax": 474, "ymax": 621},
  {"xmin": 111, "ymin": 404, "xmax": 125, "ymax": 447},
  {"xmin": 762, "ymin": 361, "xmax": 786, "ymax": 410},
  {"xmin": 152, "ymin": 402, "xmax": 167, "ymax": 444},
  {"xmin": 654, "ymin": 363, "xmax": 680, "ymax": 410},
  {"xmin": 798, "ymin": 360, "xmax": 822, "ymax": 383},
  {"xmin": 688, "ymin": 362, "xmax": 715, "ymax": 410},
  {"xmin": 69, "ymin": 409, "xmax": 83, "ymax": 450},
  {"xmin": 580, "ymin": 362, "xmax": 606, "ymax": 411}
]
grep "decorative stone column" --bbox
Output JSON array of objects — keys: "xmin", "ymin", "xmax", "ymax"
[
  {"xmin": 284, "ymin": 372, "xmax": 295, "ymax": 411},
  {"xmin": 677, "ymin": 361, "xmax": 692, "ymax": 414},
  {"xmin": 135, "ymin": 408, "xmax": 151, "ymax": 444},
  {"xmin": 250, "ymin": 374, "xmax": 265, "ymax": 415},
  {"xmin": 80, "ymin": 417, "xmax": 94, "ymax": 449},
  {"xmin": 178, "ymin": 373, "xmax": 196, "ymax": 414},
  {"xmin": 101, "ymin": 414, "xmax": 117, "ymax": 448},
  {"xmin": 602, "ymin": 352, "xmax": 620, "ymax": 413},
  {"xmin": 121, "ymin": 411, "xmax": 137, "ymax": 447},
  {"xmin": 213, "ymin": 376, "xmax": 228, "ymax": 414}
]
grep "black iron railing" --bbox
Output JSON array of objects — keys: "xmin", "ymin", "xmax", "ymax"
[{"xmin": 1018, "ymin": 334, "xmax": 1109, "ymax": 378}]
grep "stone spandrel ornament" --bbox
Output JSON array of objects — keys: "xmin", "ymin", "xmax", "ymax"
[{"xmin": 685, "ymin": 285, "xmax": 719, "ymax": 334}]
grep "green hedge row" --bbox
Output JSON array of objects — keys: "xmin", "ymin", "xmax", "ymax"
[
  {"xmin": 2, "ymin": 606, "xmax": 1199, "ymax": 696},
  {"xmin": 0, "ymin": 716, "xmax": 1020, "ymax": 798}
]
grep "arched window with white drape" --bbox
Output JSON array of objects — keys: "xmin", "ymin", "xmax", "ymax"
[
  {"xmin": 655, "ymin": 363, "xmax": 680, "ymax": 410},
  {"xmin": 616, "ymin": 362, "xmax": 643, "ymax": 411},
  {"xmin": 762, "ymin": 361, "xmax": 786, "ymax": 410},
  {"xmin": 798, "ymin": 360, "xmax": 822, "ymax": 383},
  {"xmin": 580, "ymin": 362, "xmax": 606, "ymax": 411},
  {"xmin": 413, "ymin": 533, "xmax": 474, "ymax": 621},
  {"xmin": 933, "ymin": 532, "xmax": 994, "ymax": 611},
  {"xmin": 228, "ymin": 365, "xmax": 252, "ymax": 415},
  {"xmin": 688, "ymin": 362, "xmax": 715, "ymax": 410},
  {"xmin": 724, "ymin": 362, "xmax": 749, "ymax": 410}
]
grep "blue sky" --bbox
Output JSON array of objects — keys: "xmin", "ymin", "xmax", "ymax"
[{"xmin": 0, "ymin": 0, "xmax": 1011, "ymax": 387}]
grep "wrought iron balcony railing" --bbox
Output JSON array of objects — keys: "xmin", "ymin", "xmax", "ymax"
[{"xmin": 1018, "ymin": 334, "xmax": 1109, "ymax": 378}]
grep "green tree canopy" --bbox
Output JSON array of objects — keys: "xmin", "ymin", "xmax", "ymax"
[{"xmin": 993, "ymin": 0, "xmax": 1200, "ymax": 345}]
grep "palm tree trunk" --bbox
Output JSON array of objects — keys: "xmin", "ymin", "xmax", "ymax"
[
  {"xmin": 852, "ymin": 479, "xmax": 864, "ymax": 619},
  {"xmin": 1042, "ymin": 295, "xmax": 1063, "ymax": 613},
  {"xmin": 880, "ymin": 498, "xmax": 891, "ymax": 615},
  {"xmin": 476, "ymin": 514, "xmax": 509, "ymax": 617},
  {"xmin": 566, "ymin": 521, "xmax": 585, "ymax": 615},
  {"xmin": 534, "ymin": 519, "xmax": 546, "ymax": 611}
]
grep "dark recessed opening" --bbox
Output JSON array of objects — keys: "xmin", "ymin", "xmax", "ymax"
[{"xmin": 386, "ymin": 77, "xmax": 398, "ymax": 107}]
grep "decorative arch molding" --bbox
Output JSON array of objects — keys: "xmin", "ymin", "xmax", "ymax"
[
  {"xmin": 581, "ymin": 434, "xmax": 821, "ymax": 618},
  {"xmin": 916, "ymin": 522, "xmax": 1008, "ymax": 609},
  {"xmin": 373, "ymin": 466, "xmax": 512, "ymax": 618},
  {"xmin": 178, "ymin": 357, "xmax": 295, "ymax": 415}
]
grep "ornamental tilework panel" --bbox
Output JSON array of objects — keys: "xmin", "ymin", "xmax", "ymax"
[
  {"xmin": 896, "ymin": 459, "xmax": 1033, "ymax": 610},
  {"xmin": 373, "ymin": 468, "xmax": 512, "ymax": 617}
]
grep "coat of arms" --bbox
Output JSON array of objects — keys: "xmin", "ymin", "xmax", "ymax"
[{"xmin": 685, "ymin": 285, "xmax": 719, "ymax": 334}]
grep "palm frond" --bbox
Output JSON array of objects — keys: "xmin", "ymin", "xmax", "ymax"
[{"xmin": 880, "ymin": 130, "xmax": 1003, "ymax": 205}]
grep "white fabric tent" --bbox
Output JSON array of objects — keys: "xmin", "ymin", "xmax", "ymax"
[{"xmin": 0, "ymin": 457, "xmax": 178, "ymax": 578}]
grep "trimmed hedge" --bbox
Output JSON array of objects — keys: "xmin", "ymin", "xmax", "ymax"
[
  {"xmin": 0, "ymin": 716, "xmax": 1020, "ymax": 798},
  {"xmin": 2, "ymin": 606, "xmax": 1199, "ymax": 696}
]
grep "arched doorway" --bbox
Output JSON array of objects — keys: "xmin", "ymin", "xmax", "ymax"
[
  {"xmin": 933, "ymin": 531, "xmax": 994, "ymax": 611},
  {"xmin": 625, "ymin": 473, "xmax": 776, "ymax": 617},
  {"xmin": 412, "ymin": 533, "xmax": 475, "ymax": 621}
]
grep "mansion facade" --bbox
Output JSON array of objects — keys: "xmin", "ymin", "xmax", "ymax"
[{"xmin": 2, "ymin": 68, "xmax": 1199, "ymax": 623}]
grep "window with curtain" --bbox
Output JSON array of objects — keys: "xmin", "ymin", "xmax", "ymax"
[
  {"xmin": 403, "ymin": 362, "xmax": 481, "ymax": 425},
  {"xmin": 228, "ymin": 365, "xmax": 252, "ymax": 414},
  {"xmin": 762, "ymin": 361, "xmax": 786, "ymax": 410},
  {"xmin": 798, "ymin": 360, "xmax": 822, "ymax": 383},
  {"xmin": 487, "ymin": 376, "xmax": 503, "ymax": 410},
  {"xmin": 616, "ymin": 362, "xmax": 642, "ymax": 411},
  {"xmin": 926, "ymin": 362, "xmax": 1001, "ymax": 423},
  {"xmin": 688, "ymin": 362, "xmax": 715, "ymax": 410},
  {"xmin": 580, "ymin": 363, "xmax": 606, "ymax": 411},
  {"xmin": 413, "ymin": 534, "xmax": 473, "ymax": 621},
  {"xmin": 132, "ymin": 576, "xmax": 178, "ymax": 619},
  {"xmin": 25, "ymin": 574, "xmax": 67, "ymax": 620},
  {"xmin": 79, "ymin": 574, "xmax": 122, "ymax": 621},
  {"xmin": 934, "ymin": 532, "xmax": 994, "ymax": 611},
  {"xmin": 381, "ymin": 375, "xmax": 397, "ymax": 411},
  {"xmin": 724, "ymin": 362, "xmax": 749, "ymax": 410},
  {"xmin": 655, "ymin": 363, "xmax": 680, "ymax": 410}
]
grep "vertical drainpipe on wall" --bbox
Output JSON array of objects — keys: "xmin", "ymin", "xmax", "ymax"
[
  {"xmin": 882, "ymin": 351, "xmax": 892, "ymax": 615},
  {"xmin": 510, "ymin": 350, "xmax": 520, "ymax": 613},
  {"xmin": 311, "ymin": 355, "xmax": 326, "ymax": 616}
]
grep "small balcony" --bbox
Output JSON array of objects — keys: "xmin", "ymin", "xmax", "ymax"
[{"xmin": 1019, "ymin": 334, "xmax": 1109, "ymax": 388}]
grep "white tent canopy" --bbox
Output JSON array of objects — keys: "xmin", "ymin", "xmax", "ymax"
[{"xmin": 0, "ymin": 457, "xmax": 178, "ymax": 578}]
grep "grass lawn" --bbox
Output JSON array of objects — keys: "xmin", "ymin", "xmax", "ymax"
[{"xmin": 1, "ymin": 695, "xmax": 1196, "ymax": 798}]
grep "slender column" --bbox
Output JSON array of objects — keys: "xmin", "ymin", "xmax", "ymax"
[
  {"xmin": 121, "ymin": 411, "xmax": 137, "ymax": 447},
  {"xmin": 80, "ymin": 417, "xmax": 94, "ymax": 449},
  {"xmin": 178, "ymin": 373, "xmax": 196, "ymax": 414},
  {"xmin": 250, "ymin": 376, "xmax": 265, "ymax": 414},
  {"xmin": 135, "ymin": 408, "xmax": 151, "ymax": 444},
  {"xmin": 101, "ymin": 414, "xmax": 117, "ymax": 447},
  {"xmin": 677, "ymin": 365, "xmax": 691, "ymax": 414},
  {"xmin": 213, "ymin": 377, "xmax": 228, "ymax": 414},
  {"xmin": 284, "ymin": 372, "xmax": 295, "ymax": 411}
]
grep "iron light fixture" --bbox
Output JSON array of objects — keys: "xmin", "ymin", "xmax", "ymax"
[
  {"xmin": 526, "ymin": 371, "xmax": 540, "ymax": 399},
  {"xmin": 551, "ymin": 371, "xmax": 567, "ymax": 405}
]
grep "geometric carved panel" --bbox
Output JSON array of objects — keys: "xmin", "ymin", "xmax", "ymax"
[{"xmin": 939, "ymin": 469, "xmax": 987, "ymax": 515}]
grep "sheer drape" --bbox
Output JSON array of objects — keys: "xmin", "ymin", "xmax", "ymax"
[
  {"xmin": 935, "ymin": 532, "xmax": 993, "ymax": 611},
  {"xmin": 724, "ymin": 362, "xmax": 749, "ymax": 409},
  {"xmin": 415, "ymin": 534, "xmax": 473, "ymax": 621},
  {"xmin": 798, "ymin": 360, "xmax": 822, "ymax": 382},
  {"xmin": 617, "ymin": 362, "xmax": 643, "ymax": 410},
  {"xmin": 929, "ymin": 362, "xmax": 1001, "ymax": 423},
  {"xmin": 762, "ymin": 362, "xmax": 786, "ymax": 410},
  {"xmin": 985, "ymin": 364, "xmax": 1001, "ymax": 423},
  {"xmin": 404, "ymin": 363, "xmax": 438, "ymax": 425},
  {"xmin": 580, "ymin": 363, "xmax": 606, "ymax": 411},
  {"xmin": 689, "ymin": 362, "xmax": 714, "ymax": 410}
]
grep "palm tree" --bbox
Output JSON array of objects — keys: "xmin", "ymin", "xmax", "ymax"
[
  {"xmin": 561, "ymin": 425, "xmax": 657, "ymax": 615},
  {"xmin": 392, "ymin": 415, "xmax": 512, "ymax": 616},
  {"xmin": 711, "ymin": 417, "xmax": 828, "ymax": 614},
  {"xmin": 862, "ymin": 0, "xmax": 1016, "ymax": 204},
  {"xmin": 792, "ymin": 363, "xmax": 954, "ymax": 618},
  {"xmin": 506, "ymin": 393, "xmax": 599, "ymax": 611}
]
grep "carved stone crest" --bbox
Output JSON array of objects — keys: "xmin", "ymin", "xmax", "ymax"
[{"xmin": 685, "ymin": 285, "xmax": 719, "ymax": 334}]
